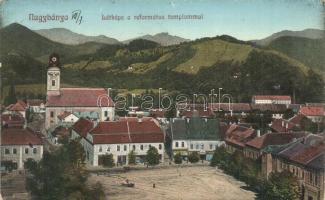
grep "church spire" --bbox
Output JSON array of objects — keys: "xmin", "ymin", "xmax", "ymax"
[{"xmin": 47, "ymin": 53, "xmax": 61, "ymax": 96}]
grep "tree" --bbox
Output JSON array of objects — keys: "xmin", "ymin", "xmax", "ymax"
[
  {"xmin": 100, "ymin": 154, "xmax": 115, "ymax": 168},
  {"xmin": 258, "ymin": 171, "xmax": 301, "ymax": 200},
  {"xmin": 188, "ymin": 152, "xmax": 200, "ymax": 163},
  {"xmin": 128, "ymin": 150, "xmax": 136, "ymax": 165},
  {"xmin": 283, "ymin": 109, "xmax": 294, "ymax": 120},
  {"xmin": 146, "ymin": 146, "xmax": 160, "ymax": 166},
  {"xmin": 4, "ymin": 83, "xmax": 17, "ymax": 106},
  {"xmin": 25, "ymin": 139, "xmax": 105, "ymax": 199},
  {"xmin": 174, "ymin": 152, "xmax": 182, "ymax": 164},
  {"xmin": 210, "ymin": 146, "xmax": 228, "ymax": 167},
  {"xmin": 301, "ymin": 116, "xmax": 318, "ymax": 133}
]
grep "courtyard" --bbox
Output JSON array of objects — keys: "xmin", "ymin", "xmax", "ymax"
[{"xmin": 89, "ymin": 165, "xmax": 256, "ymax": 200}]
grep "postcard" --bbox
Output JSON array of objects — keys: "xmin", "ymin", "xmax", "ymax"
[{"xmin": 0, "ymin": 0, "xmax": 324, "ymax": 199}]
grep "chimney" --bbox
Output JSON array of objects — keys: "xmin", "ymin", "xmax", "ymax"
[
  {"xmin": 281, "ymin": 120, "xmax": 284, "ymax": 127},
  {"xmin": 285, "ymin": 123, "xmax": 288, "ymax": 130},
  {"xmin": 107, "ymin": 88, "xmax": 111, "ymax": 97},
  {"xmin": 186, "ymin": 118, "xmax": 190, "ymax": 123},
  {"xmin": 205, "ymin": 118, "xmax": 208, "ymax": 123},
  {"xmin": 257, "ymin": 129, "xmax": 261, "ymax": 137}
]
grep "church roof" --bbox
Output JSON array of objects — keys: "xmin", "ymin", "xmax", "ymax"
[{"xmin": 46, "ymin": 88, "xmax": 114, "ymax": 107}]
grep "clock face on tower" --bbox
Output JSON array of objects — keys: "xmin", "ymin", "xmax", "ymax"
[{"xmin": 49, "ymin": 53, "xmax": 60, "ymax": 67}]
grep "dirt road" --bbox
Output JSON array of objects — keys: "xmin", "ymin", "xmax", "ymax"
[{"xmin": 89, "ymin": 165, "xmax": 256, "ymax": 200}]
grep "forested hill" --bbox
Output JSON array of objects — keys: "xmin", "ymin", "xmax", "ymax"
[{"xmin": 0, "ymin": 23, "xmax": 323, "ymax": 103}]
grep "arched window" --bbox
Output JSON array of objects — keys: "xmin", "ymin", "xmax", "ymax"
[
  {"xmin": 175, "ymin": 142, "xmax": 179, "ymax": 147},
  {"xmin": 140, "ymin": 145, "xmax": 144, "ymax": 150},
  {"xmin": 159, "ymin": 144, "xmax": 162, "ymax": 150}
]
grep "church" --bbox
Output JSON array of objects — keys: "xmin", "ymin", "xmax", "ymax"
[{"xmin": 45, "ymin": 54, "xmax": 115, "ymax": 129}]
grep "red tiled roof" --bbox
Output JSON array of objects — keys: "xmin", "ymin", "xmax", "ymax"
[
  {"xmin": 118, "ymin": 117, "xmax": 153, "ymax": 122},
  {"xmin": 271, "ymin": 115, "xmax": 305, "ymax": 133},
  {"xmin": 90, "ymin": 120, "xmax": 164, "ymax": 144},
  {"xmin": 8, "ymin": 102, "xmax": 26, "ymax": 111},
  {"xmin": 46, "ymin": 88, "xmax": 114, "ymax": 107},
  {"xmin": 225, "ymin": 124, "xmax": 256, "ymax": 148},
  {"xmin": 253, "ymin": 95, "xmax": 291, "ymax": 101},
  {"xmin": 72, "ymin": 118, "xmax": 94, "ymax": 137},
  {"xmin": 290, "ymin": 144, "xmax": 325, "ymax": 165},
  {"xmin": 27, "ymin": 99, "xmax": 45, "ymax": 106},
  {"xmin": 180, "ymin": 108, "xmax": 215, "ymax": 118},
  {"xmin": 1, "ymin": 114, "xmax": 25, "ymax": 128},
  {"xmin": 1, "ymin": 128, "xmax": 43, "ymax": 145},
  {"xmin": 209, "ymin": 103, "xmax": 251, "ymax": 112},
  {"xmin": 245, "ymin": 132, "xmax": 305, "ymax": 150},
  {"xmin": 300, "ymin": 106, "xmax": 324, "ymax": 116}
]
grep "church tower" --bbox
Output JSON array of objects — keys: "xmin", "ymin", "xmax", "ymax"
[{"xmin": 47, "ymin": 53, "xmax": 61, "ymax": 96}]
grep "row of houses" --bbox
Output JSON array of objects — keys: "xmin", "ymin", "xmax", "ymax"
[{"xmin": 225, "ymin": 123, "xmax": 325, "ymax": 200}]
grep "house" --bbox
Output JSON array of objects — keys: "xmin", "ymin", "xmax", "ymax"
[
  {"xmin": 209, "ymin": 103, "xmax": 251, "ymax": 117},
  {"xmin": 71, "ymin": 117, "xmax": 165, "ymax": 166},
  {"xmin": 252, "ymin": 95, "xmax": 291, "ymax": 105},
  {"xmin": 225, "ymin": 124, "xmax": 256, "ymax": 153},
  {"xmin": 6, "ymin": 100, "xmax": 28, "ymax": 118},
  {"xmin": 300, "ymin": 106, "xmax": 325, "ymax": 123},
  {"xmin": 27, "ymin": 99, "xmax": 45, "ymax": 113},
  {"xmin": 168, "ymin": 117, "xmax": 224, "ymax": 161},
  {"xmin": 1, "ymin": 113, "xmax": 25, "ymax": 128},
  {"xmin": 261, "ymin": 134, "xmax": 325, "ymax": 200},
  {"xmin": 50, "ymin": 126, "xmax": 70, "ymax": 145},
  {"xmin": 45, "ymin": 54, "xmax": 115, "ymax": 129},
  {"xmin": 250, "ymin": 104, "xmax": 287, "ymax": 119},
  {"xmin": 270, "ymin": 114, "xmax": 305, "ymax": 133},
  {"xmin": 244, "ymin": 132, "xmax": 306, "ymax": 160},
  {"xmin": 1, "ymin": 128, "xmax": 43, "ymax": 170},
  {"xmin": 57, "ymin": 111, "xmax": 79, "ymax": 126}
]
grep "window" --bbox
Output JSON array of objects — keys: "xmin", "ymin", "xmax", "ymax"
[
  {"xmin": 117, "ymin": 145, "xmax": 120, "ymax": 151},
  {"xmin": 99, "ymin": 146, "xmax": 102, "ymax": 152},
  {"xmin": 175, "ymin": 142, "xmax": 179, "ymax": 147},
  {"xmin": 5, "ymin": 148, "xmax": 10, "ymax": 154},
  {"xmin": 140, "ymin": 145, "xmax": 144, "ymax": 150},
  {"xmin": 52, "ymin": 80, "xmax": 56, "ymax": 86},
  {"xmin": 149, "ymin": 144, "xmax": 151, "ymax": 149},
  {"xmin": 33, "ymin": 148, "xmax": 37, "ymax": 154},
  {"xmin": 190, "ymin": 144, "xmax": 193, "ymax": 149},
  {"xmin": 13, "ymin": 148, "xmax": 17, "ymax": 154},
  {"xmin": 107, "ymin": 147, "xmax": 110, "ymax": 152},
  {"xmin": 159, "ymin": 144, "xmax": 162, "ymax": 150},
  {"xmin": 25, "ymin": 148, "xmax": 29, "ymax": 154},
  {"xmin": 181, "ymin": 142, "xmax": 184, "ymax": 147},
  {"xmin": 209, "ymin": 144, "xmax": 213, "ymax": 150},
  {"xmin": 196, "ymin": 144, "xmax": 199, "ymax": 150},
  {"xmin": 50, "ymin": 111, "xmax": 54, "ymax": 118},
  {"xmin": 104, "ymin": 111, "xmax": 108, "ymax": 117},
  {"xmin": 133, "ymin": 145, "xmax": 136, "ymax": 151},
  {"xmin": 201, "ymin": 144, "xmax": 204, "ymax": 150},
  {"xmin": 124, "ymin": 145, "xmax": 127, "ymax": 151},
  {"xmin": 309, "ymin": 172, "xmax": 313, "ymax": 183}
]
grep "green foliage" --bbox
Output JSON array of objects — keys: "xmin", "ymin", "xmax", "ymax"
[
  {"xmin": 128, "ymin": 39, "xmax": 160, "ymax": 52},
  {"xmin": 99, "ymin": 154, "xmax": 115, "ymax": 168},
  {"xmin": 210, "ymin": 147, "xmax": 262, "ymax": 189},
  {"xmin": 128, "ymin": 150, "xmax": 136, "ymax": 165},
  {"xmin": 268, "ymin": 36, "xmax": 325, "ymax": 72},
  {"xmin": 1, "ymin": 23, "xmax": 324, "ymax": 104},
  {"xmin": 25, "ymin": 139, "xmax": 105, "ymax": 200},
  {"xmin": 174, "ymin": 152, "xmax": 182, "ymax": 164},
  {"xmin": 146, "ymin": 146, "xmax": 160, "ymax": 166},
  {"xmin": 301, "ymin": 116, "xmax": 318, "ymax": 133},
  {"xmin": 188, "ymin": 152, "xmax": 200, "ymax": 163},
  {"xmin": 258, "ymin": 171, "xmax": 301, "ymax": 200},
  {"xmin": 283, "ymin": 109, "xmax": 294, "ymax": 119},
  {"xmin": 4, "ymin": 84, "xmax": 17, "ymax": 106}
]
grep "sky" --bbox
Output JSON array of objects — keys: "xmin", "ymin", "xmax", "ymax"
[{"xmin": 0, "ymin": 0, "xmax": 323, "ymax": 41}]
